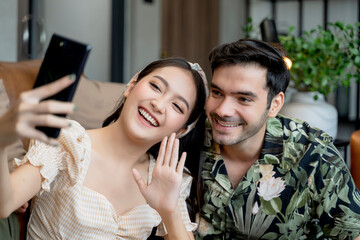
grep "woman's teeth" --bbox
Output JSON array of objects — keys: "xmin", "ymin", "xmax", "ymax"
[{"xmin": 139, "ymin": 108, "xmax": 158, "ymax": 127}]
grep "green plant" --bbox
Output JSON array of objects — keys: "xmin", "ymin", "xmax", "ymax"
[{"xmin": 279, "ymin": 22, "xmax": 360, "ymax": 98}]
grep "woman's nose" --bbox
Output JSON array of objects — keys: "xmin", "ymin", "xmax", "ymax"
[{"xmin": 150, "ymin": 98, "xmax": 166, "ymax": 113}]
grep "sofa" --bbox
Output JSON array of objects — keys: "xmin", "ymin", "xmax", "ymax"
[{"xmin": 0, "ymin": 59, "xmax": 126, "ymax": 239}]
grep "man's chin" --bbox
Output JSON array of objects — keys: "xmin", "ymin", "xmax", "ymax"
[{"xmin": 212, "ymin": 133, "xmax": 237, "ymax": 146}]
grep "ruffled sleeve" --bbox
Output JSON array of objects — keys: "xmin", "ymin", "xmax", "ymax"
[
  {"xmin": 14, "ymin": 120, "xmax": 89, "ymax": 195},
  {"xmin": 156, "ymin": 172, "xmax": 198, "ymax": 236}
]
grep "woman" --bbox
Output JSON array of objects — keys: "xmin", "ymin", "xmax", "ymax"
[{"xmin": 0, "ymin": 58, "xmax": 208, "ymax": 239}]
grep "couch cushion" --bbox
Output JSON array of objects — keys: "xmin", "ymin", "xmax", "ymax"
[{"xmin": 68, "ymin": 77, "xmax": 126, "ymax": 129}]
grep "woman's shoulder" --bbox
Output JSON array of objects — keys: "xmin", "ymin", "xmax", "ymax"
[{"xmin": 55, "ymin": 119, "xmax": 89, "ymax": 146}]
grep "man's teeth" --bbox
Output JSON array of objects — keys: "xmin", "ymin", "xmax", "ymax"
[
  {"xmin": 218, "ymin": 122, "xmax": 240, "ymax": 127},
  {"xmin": 139, "ymin": 108, "xmax": 158, "ymax": 126}
]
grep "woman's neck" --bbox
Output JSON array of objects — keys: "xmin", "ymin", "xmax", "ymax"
[{"xmin": 87, "ymin": 121, "xmax": 154, "ymax": 167}]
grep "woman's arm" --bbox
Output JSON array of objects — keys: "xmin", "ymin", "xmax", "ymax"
[
  {"xmin": 132, "ymin": 133, "xmax": 194, "ymax": 240},
  {"xmin": 0, "ymin": 149, "xmax": 41, "ymax": 218},
  {"xmin": 0, "ymin": 75, "xmax": 76, "ymax": 218}
]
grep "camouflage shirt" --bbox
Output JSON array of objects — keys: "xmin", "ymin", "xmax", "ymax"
[{"xmin": 195, "ymin": 115, "xmax": 360, "ymax": 240}]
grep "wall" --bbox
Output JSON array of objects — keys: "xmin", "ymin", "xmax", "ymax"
[
  {"xmin": 42, "ymin": 0, "xmax": 112, "ymax": 82},
  {"xmin": 123, "ymin": 0, "xmax": 162, "ymax": 83},
  {"xmin": 219, "ymin": 0, "xmax": 245, "ymax": 44},
  {"xmin": 0, "ymin": 0, "xmax": 18, "ymax": 61},
  {"xmin": 0, "ymin": 0, "xmax": 112, "ymax": 82},
  {"xmin": 219, "ymin": 0, "xmax": 357, "ymax": 40}
]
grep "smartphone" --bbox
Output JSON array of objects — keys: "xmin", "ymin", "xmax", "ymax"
[{"xmin": 33, "ymin": 33, "xmax": 92, "ymax": 138}]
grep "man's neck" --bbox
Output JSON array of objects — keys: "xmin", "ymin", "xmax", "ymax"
[
  {"xmin": 219, "ymin": 126, "xmax": 266, "ymax": 188},
  {"xmin": 220, "ymin": 124, "xmax": 266, "ymax": 163}
]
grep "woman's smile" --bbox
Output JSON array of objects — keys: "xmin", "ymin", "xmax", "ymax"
[{"xmin": 138, "ymin": 107, "xmax": 159, "ymax": 127}]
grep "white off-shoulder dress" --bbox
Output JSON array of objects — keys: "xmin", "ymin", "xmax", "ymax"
[{"xmin": 15, "ymin": 120, "xmax": 196, "ymax": 239}]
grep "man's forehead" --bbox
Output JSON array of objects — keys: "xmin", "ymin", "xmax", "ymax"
[{"xmin": 211, "ymin": 64, "xmax": 268, "ymax": 91}]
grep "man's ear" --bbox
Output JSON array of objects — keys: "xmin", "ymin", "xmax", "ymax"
[{"xmin": 268, "ymin": 92, "xmax": 284, "ymax": 118}]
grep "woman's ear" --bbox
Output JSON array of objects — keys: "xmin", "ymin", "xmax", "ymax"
[
  {"xmin": 268, "ymin": 92, "xmax": 284, "ymax": 118},
  {"xmin": 123, "ymin": 81, "xmax": 136, "ymax": 97},
  {"xmin": 176, "ymin": 126, "xmax": 190, "ymax": 139},
  {"xmin": 124, "ymin": 72, "xmax": 140, "ymax": 97}
]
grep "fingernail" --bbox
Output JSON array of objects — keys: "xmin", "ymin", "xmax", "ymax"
[
  {"xmin": 73, "ymin": 105, "xmax": 78, "ymax": 112},
  {"xmin": 68, "ymin": 74, "xmax": 76, "ymax": 81},
  {"xmin": 68, "ymin": 122, "xmax": 72, "ymax": 127}
]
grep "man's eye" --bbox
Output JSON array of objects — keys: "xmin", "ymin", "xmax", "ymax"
[
  {"xmin": 211, "ymin": 89, "xmax": 222, "ymax": 96},
  {"xmin": 173, "ymin": 103, "xmax": 184, "ymax": 114},
  {"xmin": 238, "ymin": 97, "xmax": 251, "ymax": 103}
]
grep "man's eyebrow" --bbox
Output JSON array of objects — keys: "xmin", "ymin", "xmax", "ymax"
[
  {"xmin": 154, "ymin": 75, "xmax": 190, "ymax": 110},
  {"xmin": 210, "ymin": 82, "xmax": 258, "ymax": 98}
]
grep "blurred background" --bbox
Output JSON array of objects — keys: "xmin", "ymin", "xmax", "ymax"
[{"xmin": 0, "ymin": 0, "xmax": 359, "ymax": 145}]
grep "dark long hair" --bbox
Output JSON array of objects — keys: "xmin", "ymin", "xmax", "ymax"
[{"xmin": 103, "ymin": 57, "xmax": 207, "ymax": 221}]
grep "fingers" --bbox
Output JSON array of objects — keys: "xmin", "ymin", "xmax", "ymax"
[
  {"xmin": 169, "ymin": 137, "xmax": 180, "ymax": 169},
  {"xmin": 19, "ymin": 125, "xmax": 58, "ymax": 146},
  {"xmin": 131, "ymin": 168, "xmax": 147, "ymax": 194},
  {"xmin": 19, "ymin": 100, "xmax": 75, "ymax": 115},
  {"xmin": 156, "ymin": 136, "xmax": 168, "ymax": 166},
  {"xmin": 163, "ymin": 133, "xmax": 176, "ymax": 166},
  {"xmin": 21, "ymin": 74, "xmax": 76, "ymax": 102},
  {"xmin": 176, "ymin": 152, "xmax": 187, "ymax": 174},
  {"xmin": 16, "ymin": 114, "xmax": 72, "ymax": 146},
  {"xmin": 34, "ymin": 100, "xmax": 75, "ymax": 115}
]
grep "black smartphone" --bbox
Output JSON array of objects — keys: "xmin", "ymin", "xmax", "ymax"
[{"xmin": 33, "ymin": 33, "xmax": 92, "ymax": 138}]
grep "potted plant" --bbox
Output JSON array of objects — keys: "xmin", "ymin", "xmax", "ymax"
[
  {"xmin": 279, "ymin": 22, "xmax": 360, "ymax": 99},
  {"xmin": 277, "ymin": 22, "xmax": 360, "ymax": 138}
]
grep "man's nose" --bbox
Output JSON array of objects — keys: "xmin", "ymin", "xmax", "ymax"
[{"xmin": 214, "ymin": 97, "xmax": 236, "ymax": 117}]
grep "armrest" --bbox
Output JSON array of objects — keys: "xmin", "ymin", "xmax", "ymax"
[
  {"xmin": 0, "ymin": 60, "xmax": 41, "ymax": 105},
  {"xmin": 350, "ymin": 130, "xmax": 360, "ymax": 189}
]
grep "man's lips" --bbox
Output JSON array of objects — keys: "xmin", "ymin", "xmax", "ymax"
[
  {"xmin": 214, "ymin": 118, "xmax": 244, "ymax": 128},
  {"xmin": 138, "ymin": 107, "xmax": 159, "ymax": 127}
]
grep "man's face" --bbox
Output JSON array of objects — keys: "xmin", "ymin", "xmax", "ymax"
[{"xmin": 205, "ymin": 63, "xmax": 271, "ymax": 146}]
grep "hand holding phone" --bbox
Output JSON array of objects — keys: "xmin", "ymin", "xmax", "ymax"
[
  {"xmin": 0, "ymin": 75, "xmax": 77, "ymax": 148},
  {"xmin": 33, "ymin": 34, "xmax": 91, "ymax": 138}
]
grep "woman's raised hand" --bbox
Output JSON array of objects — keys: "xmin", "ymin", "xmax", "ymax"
[
  {"xmin": 0, "ymin": 75, "xmax": 76, "ymax": 148},
  {"xmin": 132, "ymin": 133, "xmax": 186, "ymax": 215}
]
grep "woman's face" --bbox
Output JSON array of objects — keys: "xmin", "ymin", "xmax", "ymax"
[{"xmin": 121, "ymin": 66, "xmax": 197, "ymax": 143}]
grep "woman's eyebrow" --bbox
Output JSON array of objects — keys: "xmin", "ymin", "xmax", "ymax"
[{"xmin": 153, "ymin": 75, "xmax": 190, "ymax": 110}]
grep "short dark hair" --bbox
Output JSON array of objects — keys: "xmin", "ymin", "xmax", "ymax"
[{"xmin": 208, "ymin": 38, "xmax": 290, "ymax": 107}]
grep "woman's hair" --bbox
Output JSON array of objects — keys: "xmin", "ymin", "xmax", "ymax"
[
  {"xmin": 102, "ymin": 57, "xmax": 207, "ymax": 220},
  {"xmin": 208, "ymin": 38, "xmax": 290, "ymax": 109}
]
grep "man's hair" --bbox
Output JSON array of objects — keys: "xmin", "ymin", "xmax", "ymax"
[{"xmin": 208, "ymin": 39, "xmax": 290, "ymax": 108}]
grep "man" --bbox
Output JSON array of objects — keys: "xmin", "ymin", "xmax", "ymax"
[{"xmin": 195, "ymin": 39, "xmax": 360, "ymax": 239}]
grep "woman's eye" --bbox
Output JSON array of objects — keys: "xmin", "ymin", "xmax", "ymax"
[
  {"xmin": 150, "ymin": 82, "xmax": 161, "ymax": 92},
  {"xmin": 173, "ymin": 103, "xmax": 184, "ymax": 114}
]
